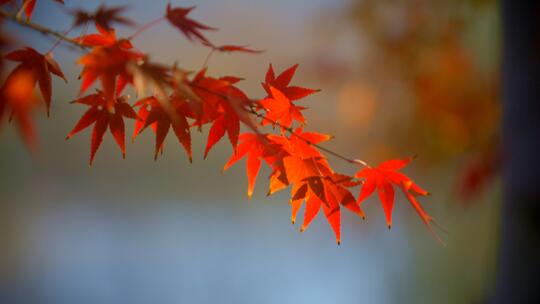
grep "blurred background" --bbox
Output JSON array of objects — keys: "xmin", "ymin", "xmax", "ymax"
[{"xmin": 0, "ymin": 0, "xmax": 518, "ymax": 303}]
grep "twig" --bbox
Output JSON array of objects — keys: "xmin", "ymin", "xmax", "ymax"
[
  {"xmin": 128, "ymin": 17, "xmax": 164, "ymax": 40},
  {"xmin": 0, "ymin": 8, "xmax": 87, "ymax": 51},
  {"xmin": 201, "ymin": 49, "xmax": 215, "ymax": 69}
]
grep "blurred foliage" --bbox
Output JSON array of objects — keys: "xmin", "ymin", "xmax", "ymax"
[
  {"xmin": 349, "ymin": 0, "xmax": 499, "ymax": 154},
  {"xmin": 325, "ymin": 0, "xmax": 501, "ymax": 199},
  {"xmin": 330, "ymin": 1, "xmax": 503, "ymax": 302}
]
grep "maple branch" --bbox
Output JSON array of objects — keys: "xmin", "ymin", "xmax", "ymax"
[
  {"xmin": 188, "ymin": 82, "xmax": 371, "ymax": 168},
  {"xmin": 247, "ymin": 107, "xmax": 369, "ymax": 167},
  {"xmin": 46, "ymin": 24, "xmax": 77, "ymax": 54},
  {"xmin": 0, "ymin": 8, "xmax": 87, "ymax": 51}
]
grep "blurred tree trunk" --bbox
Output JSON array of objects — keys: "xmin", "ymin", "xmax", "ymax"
[{"xmin": 493, "ymin": 0, "xmax": 540, "ymax": 302}]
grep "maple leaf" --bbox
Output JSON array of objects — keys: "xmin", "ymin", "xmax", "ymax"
[
  {"xmin": 188, "ymin": 69, "xmax": 257, "ymax": 158},
  {"xmin": 202, "ymin": 41, "xmax": 263, "ymax": 54},
  {"xmin": 265, "ymin": 128, "xmax": 330, "ymax": 197},
  {"xmin": 179, "ymin": 68, "xmax": 224, "ymax": 126},
  {"xmin": 260, "ymin": 86, "xmax": 307, "ymax": 130},
  {"xmin": 74, "ymin": 25, "xmax": 133, "ymax": 48},
  {"xmin": 165, "ymin": 4, "xmax": 217, "ymax": 44},
  {"xmin": 262, "ymin": 64, "xmax": 319, "ymax": 101},
  {"xmin": 283, "ymin": 156, "xmax": 363, "ymax": 244},
  {"xmin": 126, "ymin": 58, "xmax": 172, "ymax": 102},
  {"xmin": 269, "ymin": 127, "xmax": 331, "ymax": 159},
  {"xmin": 4, "ymin": 47, "xmax": 66, "ymax": 116},
  {"xmin": 222, "ymin": 129, "xmax": 362, "ymax": 243},
  {"xmin": 223, "ymin": 133, "xmax": 286, "ymax": 198},
  {"xmin": 76, "ymin": 28, "xmax": 142, "ymax": 105},
  {"xmin": 0, "ymin": 66, "xmax": 38, "ymax": 147},
  {"xmin": 71, "ymin": 5, "xmax": 134, "ymax": 32},
  {"xmin": 66, "ymin": 91, "xmax": 138, "ymax": 165},
  {"xmin": 289, "ymin": 173, "xmax": 364, "ymax": 244},
  {"xmin": 132, "ymin": 96, "xmax": 192, "ymax": 161},
  {"xmin": 266, "ymin": 130, "xmax": 362, "ymax": 243},
  {"xmin": 354, "ymin": 157, "xmax": 442, "ymax": 241}
]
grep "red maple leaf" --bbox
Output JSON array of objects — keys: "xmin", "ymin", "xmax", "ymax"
[
  {"xmin": 132, "ymin": 96, "xmax": 192, "ymax": 161},
  {"xmin": 262, "ymin": 64, "xmax": 319, "ymax": 101},
  {"xmin": 165, "ymin": 4, "xmax": 217, "ymax": 44},
  {"xmin": 76, "ymin": 27, "xmax": 142, "ymax": 105},
  {"xmin": 0, "ymin": 67, "xmax": 38, "ymax": 147},
  {"xmin": 223, "ymin": 133, "xmax": 286, "ymax": 198},
  {"xmin": 75, "ymin": 25, "xmax": 133, "ymax": 49},
  {"xmin": 188, "ymin": 69, "xmax": 256, "ymax": 158},
  {"xmin": 269, "ymin": 127, "xmax": 330, "ymax": 159},
  {"xmin": 71, "ymin": 4, "xmax": 134, "ymax": 31},
  {"xmin": 290, "ymin": 172, "xmax": 364, "ymax": 244},
  {"xmin": 354, "ymin": 157, "xmax": 442, "ymax": 242},
  {"xmin": 282, "ymin": 156, "xmax": 363, "ymax": 244},
  {"xmin": 260, "ymin": 86, "xmax": 307, "ymax": 129},
  {"xmin": 66, "ymin": 91, "xmax": 138, "ymax": 165},
  {"xmin": 202, "ymin": 41, "xmax": 263, "ymax": 54},
  {"xmin": 4, "ymin": 47, "xmax": 66, "ymax": 116},
  {"xmin": 269, "ymin": 130, "xmax": 362, "ymax": 243},
  {"xmin": 265, "ymin": 128, "xmax": 331, "ymax": 197}
]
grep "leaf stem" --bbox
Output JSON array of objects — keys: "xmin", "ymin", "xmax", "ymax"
[
  {"xmin": 128, "ymin": 17, "xmax": 164, "ymax": 40},
  {"xmin": 201, "ymin": 48, "xmax": 215, "ymax": 69}
]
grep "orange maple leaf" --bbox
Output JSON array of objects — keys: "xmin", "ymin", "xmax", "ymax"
[
  {"xmin": 0, "ymin": 67, "xmax": 38, "ymax": 147},
  {"xmin": 283, "ymin": 156, "xmax": 363, "ymax": 244},
  {"xmin": 290, "ymin": 173, "xmax": 364, "ymax": 244},
  {"xmin": 269, "ymin": 127, "xmax": 331, "ymax": 159},
  {"xmin": 260, "ymin": 86, "xmax": 307, "ymax": 129},
  {"xmin": 76, "ymin": 28, "xmax": 142, "ymax": 106},
  {"xmin": 262, "ymin": 64, "xmax": 319, "ymax": 101},
  {"xmin": 223, "ymin": 133, "xmax": 286, "ymax": 198},
  {"xmin": 354, "ymin": 157, "xmax": 442, "ymax": 242},
  {"xmin": 75, "ymin": 25, "xmax": 133, "ymax": 49}
]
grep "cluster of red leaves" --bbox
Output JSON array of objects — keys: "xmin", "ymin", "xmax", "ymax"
[
  {"xmin": 0, "ymin": 2, "xmax": 440, "ymax": 243},
  {"xmin": 223, "ymin": 65, "xmax": 440, "ymax": 243}
]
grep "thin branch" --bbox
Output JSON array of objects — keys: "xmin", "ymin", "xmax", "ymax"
[
  {"xmin": 0, "ymin": 8, "xmax": 87, "ymax": 51},
  {"xmin": 128, "ymin": 17, "xmax": 164, "ymax": 40},
  {"xmin": 188, "ymin": 82, "xmax": 370, "ymax": 168},
  {"xmin": 46, "ymin": 24, "xmax": 76, "ymax": 54},
  {"xmin": 16, "ymin": 0, "xmax": 28, "ymax": 19},
  {"xmin": 201, "ymin": 48, "xmax": 215, "ymax": 69}
]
